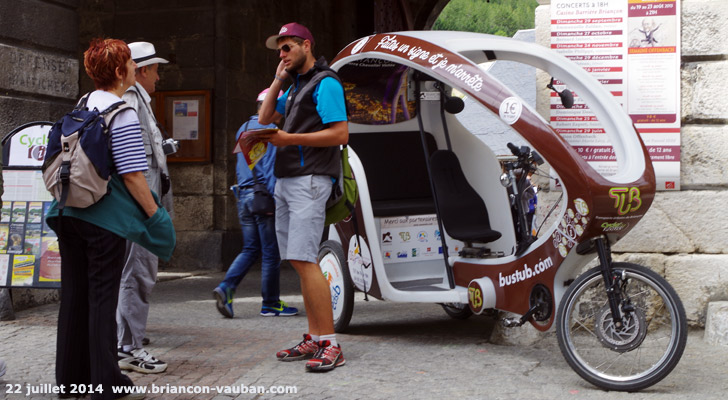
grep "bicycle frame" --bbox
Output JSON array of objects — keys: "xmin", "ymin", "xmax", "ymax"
[{"xmin": 327, "ymin": 31, "xmax": 655, "ymax": 331}]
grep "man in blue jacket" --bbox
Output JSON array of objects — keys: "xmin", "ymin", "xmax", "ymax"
[{"xmin": 213, "ymin": 89, "xmax": 298, "ymax": 319}]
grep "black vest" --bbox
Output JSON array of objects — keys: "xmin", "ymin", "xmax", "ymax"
[{"xmin": 275, "ymin": 58, "xmax": 342, "ymax": 179}]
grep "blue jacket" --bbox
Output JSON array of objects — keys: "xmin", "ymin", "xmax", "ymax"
[{"xmin": 236, "ymin": 115, "xmax": 277, "ymax": 194}]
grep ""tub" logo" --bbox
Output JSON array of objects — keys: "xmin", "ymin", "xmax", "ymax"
[{"xmin": 608, "ymin": 187, "xmax": 642, "ymax": 215}]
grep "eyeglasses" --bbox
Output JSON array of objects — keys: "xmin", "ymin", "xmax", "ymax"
[{"xmin": 276, "ymin": 43, "xmax": 299, "ymax": 54}]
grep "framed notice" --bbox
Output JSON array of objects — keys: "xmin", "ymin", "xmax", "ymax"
[{"xmin": 155, "ymin": 90, "xmax": 212, "ymax": 163}]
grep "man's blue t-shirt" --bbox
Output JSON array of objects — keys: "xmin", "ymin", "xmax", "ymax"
[{"xmin": 275, "ymin": 76, "xmax": 347, "ymax": 125}]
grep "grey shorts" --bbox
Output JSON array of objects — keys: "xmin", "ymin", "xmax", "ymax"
[{"xmin": 274, "ymin": 175, "xmax": 332, "ymax": 263}]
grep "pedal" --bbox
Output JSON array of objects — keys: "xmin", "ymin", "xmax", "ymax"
[{"xmin": 501, "ymin": 318, "xmax": 524, "ymax": 328}]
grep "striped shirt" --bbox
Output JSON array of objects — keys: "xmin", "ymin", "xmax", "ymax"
[{"xmin": 87, "ymin": 91, "xmax": 148, "ymax": 175}]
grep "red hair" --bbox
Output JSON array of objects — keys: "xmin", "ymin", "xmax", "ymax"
[{"xmin": 83, "ymin": 38, "xmax": 131, "ymax": 90}]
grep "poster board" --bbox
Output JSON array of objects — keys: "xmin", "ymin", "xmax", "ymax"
[
  {"xmin": 550, "ymin": 0, "xmax": 681, "ymax": 190},
  {"xmin": 0, "ymin": 122, "xmax": 61, "ymax": 288},
  {"xmin": 155, "ymin": 90, "xmax": 212, "ymax": 163},
  {"xmin": 380, "ymin": 214, "xmax": 464, "ymax": 264}
]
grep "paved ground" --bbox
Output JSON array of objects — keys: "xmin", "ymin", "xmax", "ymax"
[{"xmin": 1, "ymin": 266, "xmax": 727, "ymax": 399}]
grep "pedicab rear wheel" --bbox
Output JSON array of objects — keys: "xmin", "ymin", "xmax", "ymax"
[
  {"xmin": 556, "ymin": 262, "xmax": 687, "ymax": 391},
  {"xmin": 318, "ymin": 240, "xmax": 355, "ymax": 333},
  {"xmin": 441, "ymin": 303, "xmax": 473, "ymax": 320}
]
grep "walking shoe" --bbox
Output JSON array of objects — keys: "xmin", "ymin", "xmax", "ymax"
[
  {"xmin": 261, "ymin": 300, "xmax": 299, "ymax": 316},
  {"xmin": 276, "ymin": 334, "xmax": 319, "ymax": 361},
  {"xmin": 305, "ymin": 340, "xmax": 346, "ymax": 372},
  {"xmin": 213, "ymin": 286, "xmax": 234, "ymax": 318},
  {"xmin": 118, "ymin": 348, "xmax": 168, "ymax": 374}
]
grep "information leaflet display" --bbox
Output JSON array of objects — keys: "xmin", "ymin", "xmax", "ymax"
[{"xmin": 1, "ymin": 122, "xmax": 60, "ymax": 288}]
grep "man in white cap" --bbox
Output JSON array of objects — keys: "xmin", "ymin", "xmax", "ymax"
[{"xmin": 116, "ymin": 41, "xmax": 173, "ymax": 374}]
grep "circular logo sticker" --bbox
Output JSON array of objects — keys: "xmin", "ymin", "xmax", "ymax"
[
  {"xmin": 574, "ymin": 198, "xmax": 589, "ymax": 216},
  {"xmin": 351, "ymin": 36, "xmax": 371, "ymax": 55},
  {"xmin": 348, "ymin": 235, "xmax": 373, "ymax": 292},
  {"xmin": 499, "ymin": 96, "xmax": 523, "ymax": 125}
]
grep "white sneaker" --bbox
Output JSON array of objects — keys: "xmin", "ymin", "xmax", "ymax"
[{"xmin": 118, "ymin": 348, "xmax": 167, "ymax": 374}]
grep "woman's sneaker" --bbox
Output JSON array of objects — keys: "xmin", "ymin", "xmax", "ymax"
[
  {"xmin": 305, "ymin": 340, "xmax": 346, "ymax": 372},
  {"xmin": 213, "ymin": 286, "xmax": 234, "ymax": 318},
  {"xmin": 276, "ymin": 334, "xmax": 319, "ymax": 361},
  {"xmin": 261, "ymin": 300, "xmax": 298, "ymax": 316},
  {"xmin": 118, "ymin": 348, "xmax": 168, "ymax": 374}
]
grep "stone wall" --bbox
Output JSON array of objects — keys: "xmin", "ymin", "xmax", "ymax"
[
  {"xmin": 76, "ymin": 0, "xmax": 372, "ymax": 271},
  {"xmin": 0, "ymin": 0, "xmax": 79, "ymax": 136},
  {"xmin": 535, "ymin": 0, "xmax": 728, "ymax": 327}
]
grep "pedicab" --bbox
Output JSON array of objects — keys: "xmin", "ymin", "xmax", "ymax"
[{"xmin": 318, "ymin": 31, "xmax": 686, "ymax": 391}]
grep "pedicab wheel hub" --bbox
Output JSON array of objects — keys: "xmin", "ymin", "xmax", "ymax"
[{"xmin": 595, "ymin": 304, "xmax": 647, "ymax": 352}]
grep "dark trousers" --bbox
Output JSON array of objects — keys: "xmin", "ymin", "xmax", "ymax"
[{"xmin": 55, "ymin": 217, "xmax": 133, "ymax": 399}]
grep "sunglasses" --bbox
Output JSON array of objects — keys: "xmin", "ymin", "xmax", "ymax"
[{"xmin": 276, "ymin": 43, "xmax": 299, "ymax": 54}]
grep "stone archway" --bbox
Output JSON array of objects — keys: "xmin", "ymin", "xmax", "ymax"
[{"xmin": 374, "ymin": 0, "xmax": 451, "ymax": 32}]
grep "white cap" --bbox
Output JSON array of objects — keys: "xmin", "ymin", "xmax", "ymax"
[{"xmin": 257, "ymin": 88, "xmax": 284, "ymax": 102}]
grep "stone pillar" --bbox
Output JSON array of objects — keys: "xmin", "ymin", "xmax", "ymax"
[
  {"xmin": 705, "ymin": 301, "xmax": 728, "ymax": 346},
  {"xmin": 0, "ymin": 289, "xmax": 14, "ymax": 321},
  {"xmin": 0, "ymin": 0, "xmax": 79, "ymax": 134},
  {"xmin": 0, "ymin": 0, "xmax": 79, "ymax": 311}
]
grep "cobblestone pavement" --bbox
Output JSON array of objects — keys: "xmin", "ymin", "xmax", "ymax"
[{"xmin": 1, "ymin": 266, "xmax": 727, "ymax": 399}]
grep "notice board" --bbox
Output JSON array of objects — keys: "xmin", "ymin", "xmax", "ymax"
[{"xmin": 550, "ymin": 0, "xmax": 681, "ymax": 190}]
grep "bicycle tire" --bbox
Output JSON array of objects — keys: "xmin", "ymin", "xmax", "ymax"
[{"xmin": 556, "ymin": 262, "xmax": 687, "ymax": 391}]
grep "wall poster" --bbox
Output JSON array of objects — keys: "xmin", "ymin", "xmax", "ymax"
[{"xmin": 550, "ymin": 0, "xmax": 681, "ymax": 190}]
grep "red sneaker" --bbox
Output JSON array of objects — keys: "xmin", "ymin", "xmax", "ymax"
[
  {"xmin": 276, "ymin": 334, "xmax": 320, "ymax": 361},
  {"xmin": 305, "ymin": 340, "xmax": 346, "ymax": 372}
]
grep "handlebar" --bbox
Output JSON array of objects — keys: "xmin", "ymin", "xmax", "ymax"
[{"xmin": 506, "ymin": 142, "xmax": 544, "ymax": 171}]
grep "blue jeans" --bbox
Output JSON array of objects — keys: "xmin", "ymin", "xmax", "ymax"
[{"xmin": 220, "ymin": 187, "xmax": 281, "ymax": 307}]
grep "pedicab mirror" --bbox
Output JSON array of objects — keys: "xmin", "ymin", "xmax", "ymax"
[{"xmin": 546, "ymin": 77, "xmax": 574, "ymax": 109}]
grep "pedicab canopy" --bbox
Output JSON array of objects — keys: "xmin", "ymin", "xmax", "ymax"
[{"xmin": 330, "ymin": 31, "xmax": 655, "ymax": 244}]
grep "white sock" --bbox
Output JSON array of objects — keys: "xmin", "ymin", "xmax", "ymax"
[
  {"xmin": 122, "ymin": 345, "xmax": 135, "ymax": 353},
  {"xmin": 319, "ymin": 334, "xmax": 337, "ymax": 347},
  {"xmin": 310, "ymin": 334, "xmax": 320, "ymax": 342}
]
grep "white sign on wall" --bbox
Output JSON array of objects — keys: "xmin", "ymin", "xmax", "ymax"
[{"xmin": 550, "ymin": 0, "xmax": 681, "ymax": 190}]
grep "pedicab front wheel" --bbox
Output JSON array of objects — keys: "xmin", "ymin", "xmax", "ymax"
[
  {"xmin": 318, "ymin": 240, "xmax": 355, "ymax": 333},
  {"xmin": 556, "ymin": 262, "xmax": 687, "ymax": 391}
]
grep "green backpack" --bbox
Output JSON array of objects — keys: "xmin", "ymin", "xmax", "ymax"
[{"xmin": 325, "ymin": 145, "xmax": 358, "ymax": 225}]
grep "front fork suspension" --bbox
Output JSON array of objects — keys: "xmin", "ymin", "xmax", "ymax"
[{"xmin": 594, "ymin": 236, "xmax": 626, "ymax": 329}]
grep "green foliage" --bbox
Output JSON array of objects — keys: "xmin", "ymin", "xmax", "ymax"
[{"xmin": 433, "ymin": 0, "xmax": 538, "ymax": 37}]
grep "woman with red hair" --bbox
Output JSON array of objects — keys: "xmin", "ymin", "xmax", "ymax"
[{"xmin": 49, "ymin": 38, "xmax": 164, "ymax": 400}]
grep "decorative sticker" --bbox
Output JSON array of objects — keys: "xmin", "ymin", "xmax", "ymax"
[
  {"xmin": 609, "ymin": 187, "xmax": 643, "ymax": 215},
  {"xmin": 351, "ymin": 36, "xmax": 371, "ymax": 55},
  {"xmin": 499, "ymin": 96, "xmax": 523, "ymax": 125},
  {"xmin": 347, "ymin": 236, "xmax": 373, "ymax": 293},
  {"xmin": 552, "ymin": 198, "xmax": 590, "ymax": 258}
]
